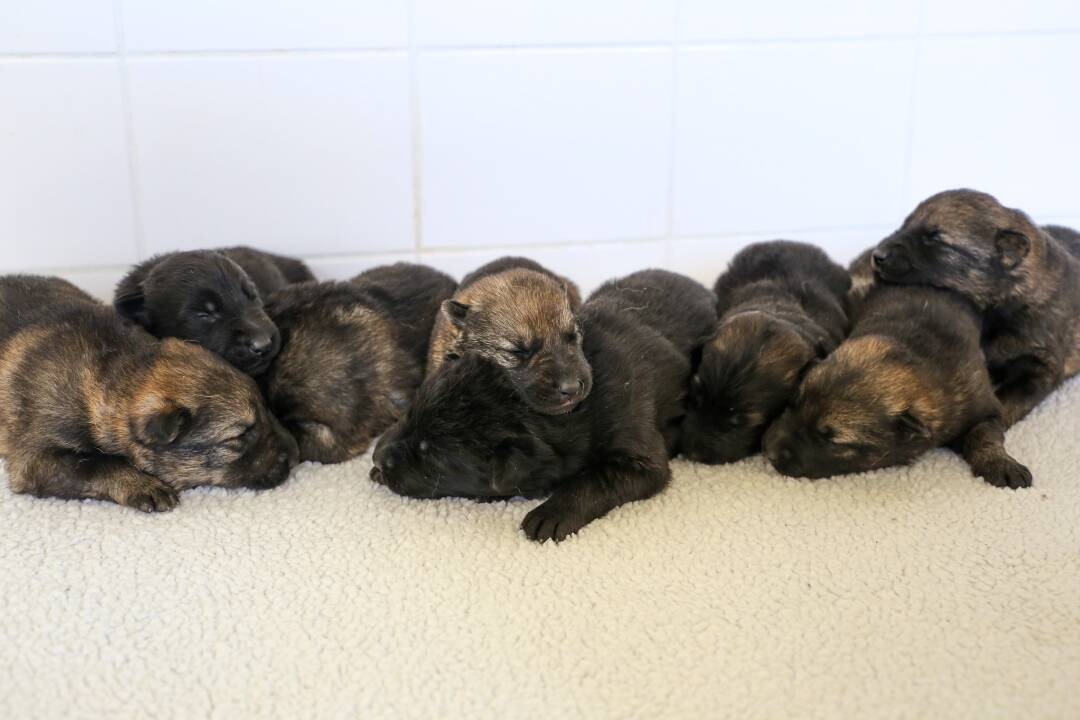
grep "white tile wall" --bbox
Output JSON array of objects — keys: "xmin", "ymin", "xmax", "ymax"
[{"xmin": 3, "ymin": 1, "xmax": 1079, "ymax": 301}]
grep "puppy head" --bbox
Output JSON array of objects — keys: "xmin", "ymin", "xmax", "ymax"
[
  {"xmin": 124, "ymin": 339, "xmax": 298, "ymax": 491},
  {"xmin": 441, "ymin": 269, "xmax": 592, "ymax": 415},
  {"xmin": 262, "ymin": 293, "xmax": 417, "ymax": 464},
  {"xmin": 115, "ymin": 251, "xmax": 281, "ymax": 375},
  {"xmin": 370, "ymin": 354, "xmax": 559, "ymax": 500},
  {"xmin": 681, "ymin": 313, "xmax": 819, "ymax": 464},
  {"xmin": 871, "ymin": 189, "xmax": 1041, "ymax": 307},
  {"xmin": 762, "ymin": 336, "xmax": 943, "ymax": 479}
]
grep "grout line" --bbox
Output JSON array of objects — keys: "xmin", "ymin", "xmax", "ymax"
[
  {"xmin": 112, "ymin": 0, "xmax": 148, "ymax": 263},
  {"xmin": 406, "ymin": 0, "xmax": 424, "ymax": 257}
]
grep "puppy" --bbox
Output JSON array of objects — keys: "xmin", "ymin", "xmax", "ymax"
[
  {"xmin": 0, "ymin": 275, "xmax": 299, "ymax": 511},
  {"xmin": 261, "ymin": 263, "xmax": 456, "ymax": 463},
  {"xmin": 426, "ymin": 257, "xmax": 591, "ymax": 415},
  {"xmin": 871, "ymin": 189, "xmax": 1080, "ymax": 425},
  {"xmin": 762, "ymin": 282, "xmax": 1031, "ymax": 489},
  {"xmin": 114, "ymin": 247, "xmax": 314, "ymax": 375},
  {"xmin": 371, "ymin": 270, "xmax": 717, "ymax": 542},
  {"xmin": 681, "ymin": 241, "xmax": 849, "ymax": 464}
]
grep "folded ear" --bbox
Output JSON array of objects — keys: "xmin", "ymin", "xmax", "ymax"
[
  {"xmin": 441, "ymin": 300, "xmax": 470, "ymax": 329},
  {"xmin": 114, "ymin": 285, "xmax": 150, "ymax": 327},
  {"xmin": 895, "ymin": 409, "xmax": 932, "ymax": 441},
  {"xmin": 995, "ymin": 229, "xmax": 1030, "ymax": 270},
  {"xmin": 131, "ymin": 401, "xmax": 192, "ymax": 448}
]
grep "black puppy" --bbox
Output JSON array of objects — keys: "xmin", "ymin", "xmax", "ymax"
[
  {"xmin": 371, "ymin": 270, "xmax": 717, "ymax": 542},
  {"xmin": 114, "ymin": 247, "xmax": 314, "ymax": 375},
  {"xmin": 681, "ymin": 241, "xmax": 849, "ymax": 464}
]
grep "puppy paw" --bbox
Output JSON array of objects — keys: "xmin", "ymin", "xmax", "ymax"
[
  {"xmin": 121, "ymin": 478, "xmax": 180, "ymax": 512},
  {"xmin": 979, "ymin": 457, "xmax": 1033, "ymax": 490},
  {"xmin": 521, "ymin": 500, "xmax": 588, "ymax": 543}
]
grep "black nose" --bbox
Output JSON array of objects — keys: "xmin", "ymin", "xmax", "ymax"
[
  {"xmin": 369, "ymin": 466, "xmax": 385, "ymax": 485},
  {"xmin": 247, "ymin": 333, "xmax": 274, "ymax": 355},
  {"xmin": 557, "ymin": 379, "xmax": 584, "ymax": 397},
  {"xmin": 871, "ymin": 249, "xmax": 889, "ymax": 270}
]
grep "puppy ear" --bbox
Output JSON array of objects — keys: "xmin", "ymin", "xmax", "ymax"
[
  {"xmin": 442, "ymin": 300, "xmax": 470, "ymax": 329},
  {"xmin": 131, "ymin": 402, "xmax": 192, "ymax": 448},
  {"xmin": 995, "ymin": 229, "xmax": 1030, "ymax": 269},
  {"xmin": 114, "ymin": 286, "xmax": 151, "ymax": 327},
  {"xmin": 895, "ymin": 410, "xmax": 931, "ymax": 441}
]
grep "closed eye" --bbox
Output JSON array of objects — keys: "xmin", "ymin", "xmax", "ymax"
[{"xmin": 195, "ymin": 300, "xmax": 220, "ymax": 322}]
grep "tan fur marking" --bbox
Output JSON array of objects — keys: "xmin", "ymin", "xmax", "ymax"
[{"xmin": 0, "ymin": 327, "xmax": 51, "ymax": 455}]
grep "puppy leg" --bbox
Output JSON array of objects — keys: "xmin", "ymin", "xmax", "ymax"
[
  {"xmin": 7, "ymin": 449, "xmax": 180, "ymax": 512},
  {"xmin": 958, "ymin": 417, "xmax": 1033, "ymax": 490},
  {"xmin": 990, "ymin": 354, "xmax": 1061, "ymax": 426},
  {"xmin": 521, "ymin": 452, "xmax": 670, "ymax": 543}
]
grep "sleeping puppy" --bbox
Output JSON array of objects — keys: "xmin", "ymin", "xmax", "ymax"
[
  {"xmin": 371, "ymin": 270, "xmax": 717, "ymax": 542},
  {"xmin": 0, "ymin": 275, "xmax": 298, "ymax": 512},
  {"xmin": 870, "ymin": 189, "xmax": 1080, "ymax": 425},
  {"xmin": 114, "ymin": 247, "xmax": 314, "ymax": 375},
  {"xmin": 762, "ymin": 282, "xmax": 1031, "ymax": 489},
  {"xmin": 261, "ymin": 263, "xmax": 456, "ymax": 463},
  {"xmin": 426, "ymin": 257, "xmax": 591, "ymax": 416},
  {"xmin": 681, "ymin": 241, "xmax": 849, "ymax": 464}
]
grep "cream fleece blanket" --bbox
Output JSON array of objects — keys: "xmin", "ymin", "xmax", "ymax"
[{"xmin": 1, "ymin": 380, "xmax": 1078, "ymax": 719}]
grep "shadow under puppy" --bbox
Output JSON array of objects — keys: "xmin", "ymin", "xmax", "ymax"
[
  {"xmin": 260, "ymin": 263, "xmax": 456, "ymax": 463},
  {"xmin": 426, "ymin": 256, "xmax": 590, "ymax": 415},
  {"xmin": 0, "ymin": 275, "xmax": 299, "ymax": 511},
  {"xmin": 114, "ymin": 246, "xmax": 315, "ymax": 375},
  {"xmin": 371, "ymin": 270, "xmax": 717, "ymax": 542},
  {"xmin": 871, "ymin": 189, "xmax": 1080, "ymax": 425},
  {"xmin": 681, "ymin": 241, "xmax": 849, "ymax": 464},
  {"xmin": 763, "ymin": 281, "xmax": 1031, "ymax": 489}
]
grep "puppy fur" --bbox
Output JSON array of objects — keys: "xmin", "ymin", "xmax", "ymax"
[
  {"xmin": 261, "ymin": 263, "xmax": 456, "ymax": 463},
  {"xmin": 426, "ymin": 257, "xmax": 591, "ymax": 416},
  {"xmin": 371, "ymin": 270, "xmax": 717, "ymax": 542},
  {"xmin": 681, "ymin": 241, "xmax": 850, "ymax": 464},
  {"xmin": 871, "ymin": 189, "xmax": 1080, "ymax": 425},
  {"xmin": 762, "ymin": 282, "xmax": 1031, "ymax": 489},
  {"xmin": 0, "ymin": 275, "xmax": 299, "ymax": 511},
  {"xmin": 114, "ymin": 247, "xmax": 314, "ymax": 375}
]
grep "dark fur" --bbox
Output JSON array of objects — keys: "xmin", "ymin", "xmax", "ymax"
[
  {"xmin": 261, "ymin": 263, "xmax": 455, "ymax": 463},
  {"xmin": 371, "ymin": 270, "xmax": 717, "ymax": 542},
  {"xmin": 427, "ymin": 257, "xmax": 591, "ymax": 415},
  {"xmin": 762, "ymin": 282, "xmax": 1031, "ymax": 488},
  {"xmin": 681, "ymin": 241, "xmax": 849, "ymax": 464},
  {"xmin": 114, "ymin": 247, "xmax": 314, "ymax": 375},
  {"xmin": 871, "ymin": 189, "xmax": 1080, "ymax": 425},
  {"xmin": 0, "ymin": 275, "xmax": 298, "ymax": 511}
]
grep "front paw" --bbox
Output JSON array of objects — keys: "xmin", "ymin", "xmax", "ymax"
[
  {"xmin": 521, "ymin": 499, "xmax": 588, "ymax": 543},
  {"xmin": 978, "ymin": 457, "xmax": 1033, "ymax": 490},
  {"xmin": 120, "ymin": 478, "xmax": 180, "ymax": 512}
]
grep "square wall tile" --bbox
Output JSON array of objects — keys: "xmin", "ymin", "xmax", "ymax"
[
  {"xmin": 924, "ymin": 0, "xmax": 1080, "ymax": 34},
  {"xmin": 414, "ymin": 0, "xmax": 674, "ymax": 46},
  {"xmin": 128, "ymin": 54, "xmax": 415, "ymax": 257},
  {"xmin": 303, "ymin": 252, "xmax": 418, "ymax": 282},
  {"xmin": 909, "ymin": 37, "xmax": 1080, "ymax": 217},
  {"xmin": 420, "ymin": 50, "xmax": 672, "ymax": 248},
  {"xmin": 55, "ymin": 267, "xmax": 127, "ymax": 302},
  {"xmin": 121, "ymin": 0, "xmax": 408, "ymax": 51},
  {"xmin": 673, "ymin": 43, "xmax": 914, "ymax": 236},
  {"xmin": 680, "ymin": 0, "xmax": 918, "ymax": 41},
  {"xmin": 1, "ymin": 60, "xmax": 137, "ymax": 270},
  {"xmin": 421, "ymin": 241, "xmax": 667, "ymax": 297},
  {"xmin": 0, "ymin": 0, "xmax": 116, "ymax": 53}
]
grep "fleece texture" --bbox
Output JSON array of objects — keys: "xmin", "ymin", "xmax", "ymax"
[{"xmin": 1, "ymin": 380, "xmax": 1078, "ymax": 720}]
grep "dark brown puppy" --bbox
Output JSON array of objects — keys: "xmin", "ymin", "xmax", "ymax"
[
  {"xmin": 426, "ymin": 257, "xmax": 591, "ymax": 415},
  {"xmin": 371, "ymin": 270, "xmax": 717, "ymax": 542},
  {"xmin": 261, "ymin": 263, "xmax": 456, "ymax": 463},
  {"xmin": 871, "ymin": 189, "xmax": 1080, "ymax": 425},
  {"xmin": 681, "ymin": 241, "xmax": 849, "ymax": 464},
  {"xmin": 762, "ymin": 282, "xmax": 1031, "ymax": 488},
  {"xmin": 0, "ymin": 275, "xmax": 299, "ymax": 511},
  {"xmin": 114, "ymin": 247, "xmax": 314, "ymax": 375}
]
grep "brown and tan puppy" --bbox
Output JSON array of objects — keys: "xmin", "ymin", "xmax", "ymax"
[
  {"xmin": 1, "ymin": 275, "xmax": 299, "ymax": 512},
  {"xmin": 870, "ymin": 189, "xmax": 1080, "ymax": 425},
  {"xmin": 261, "ymin": 263, "xmax": 456, "ymax": 463},
  {"xmin": 427, "ymin": 257, "xmax": 591, "ymax": 415},
  {"xmin": 762, "ymin": 282, "xmax": 1031, "ymax": 489}
]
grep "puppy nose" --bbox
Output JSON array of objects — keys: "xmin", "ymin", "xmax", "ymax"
[
  {"xmin": 557, "ymin": 378, "xmax": 583, "ymax": 397},
  {"xmin": 248, "ymin": 333, "xmax": 273, "ymax": 355},
  {"xmin": 870, "ymin": 249, "xmax": 889, "ymax": 269},
  {"xmin": 369, "ymin": 466, "xmax": 385, "ymax": 485}
]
